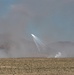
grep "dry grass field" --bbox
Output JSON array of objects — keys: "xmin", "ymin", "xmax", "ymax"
[{"xmin": 0, "ymin": 58, "xmax": 74, "ymax": 75}]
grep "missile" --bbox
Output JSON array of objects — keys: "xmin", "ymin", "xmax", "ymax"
[{"xmin": 31, "ymin": 34, "xmax": 36, "ymax": 38}]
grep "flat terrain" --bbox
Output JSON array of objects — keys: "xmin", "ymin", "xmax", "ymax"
[{"xmin": 0, "ymin": 58, "xmax": 74, "ymax": 75}]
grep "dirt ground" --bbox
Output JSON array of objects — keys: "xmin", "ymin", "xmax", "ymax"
[{"xmin": 0, "ymin": 58, "xmax": 74, "ymax": 75}]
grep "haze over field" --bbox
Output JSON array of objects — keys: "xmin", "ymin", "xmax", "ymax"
[{"xmin": 0, "ymin": 0, "xmax": 74, "ymax": 58}]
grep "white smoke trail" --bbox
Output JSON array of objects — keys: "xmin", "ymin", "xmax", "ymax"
[
  {"xmin": 31, "ymin": 34, "xmax": 41, "ymax": 51},
  {"xmin": 32, "ymin": 37, "xmax": 40, "ymax": 52},
  {"xmin": 31, "ymin": 34, "xmax": 45, "ymax": 52},
  {"xmin": 31, "ymin": 34, "xmax": 45, "ymax": 46}
]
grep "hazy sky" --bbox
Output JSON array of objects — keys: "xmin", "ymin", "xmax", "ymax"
[
  {"xmin": 0, "ymin": 0, "xmax": 74, "ymax": 58},
  {"xmin": 0, "ymin": 0, "xmax": 74, "ymax": 43}
]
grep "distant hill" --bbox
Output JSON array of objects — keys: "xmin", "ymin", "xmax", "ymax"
[{"xmin": 47, "ymin": 41, "xmax": 74, "ymax": 57}]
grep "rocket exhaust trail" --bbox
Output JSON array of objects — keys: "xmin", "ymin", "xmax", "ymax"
[
  {"xmin": 31, "ymin": 34, "xmax": 45, "ymax": 52},
  {"xmin": 31, "ymin": 34, "xmax": 45, "ymax": 46},
  {"xmin": 32, "ymin": 37, "xmax": 40, "ymax": 51}
]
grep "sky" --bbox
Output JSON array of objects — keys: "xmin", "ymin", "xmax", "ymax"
[
  {"xmin": 0, "ymin": 0, "xmax": 74, "ymax": 42},
  {"xmin": 0, "ymin": 0, "xmax": 74, "ymax": 58}
]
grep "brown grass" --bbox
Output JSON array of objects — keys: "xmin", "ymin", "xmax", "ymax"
[{"xmin": 0, "ymin": 58, "xmax": 74, "ymax": 75}]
